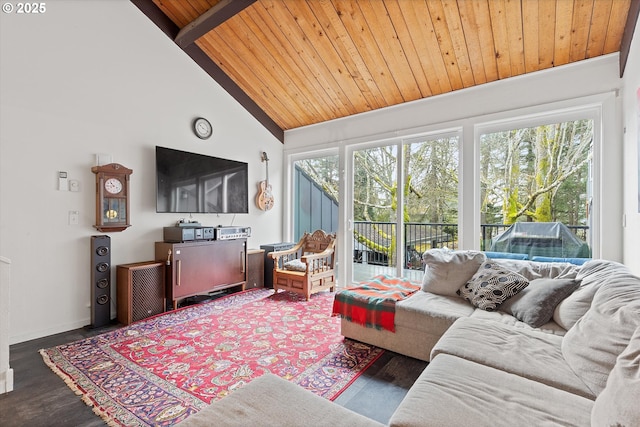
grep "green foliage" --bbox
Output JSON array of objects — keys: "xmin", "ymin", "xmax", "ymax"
[
  {"xmin": 481, "ymin": 119, "xmax": 592, "ymax": 226},
  {"xmin": 503, "ymin": 189, "xmax": 519, "ymax": 224},
  {"xmin": 535, "ymin": 193, "xmax": 553, "ymax": 222}
]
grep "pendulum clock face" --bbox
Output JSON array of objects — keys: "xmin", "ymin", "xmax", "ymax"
[{"xmin": 91, "ymin": 164, "xmax": 133, "ymax": 232}]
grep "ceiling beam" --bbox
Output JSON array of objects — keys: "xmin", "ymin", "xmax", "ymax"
[
  {"xmin": 620, "ymin": 0, "xmax": 640, "ymax": 77},
  {"xmin": 129, "ymin": 0, "xmax": 179, "ymax": 39},
  {"xmin": 183, "ymin": 43, "xmax": 284, "ymax": 142},
  {"xmin": 175, "ymin": 0, "xmax": 257, "ymax": 48},
  {"xmin": 129, "ymin": 0, "xmax": 283, "ymax": 142}
]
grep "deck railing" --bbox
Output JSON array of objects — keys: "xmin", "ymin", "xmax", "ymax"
[{"xmin": 353, "ymin": 221, "xmax": 589, "ymax": 270}]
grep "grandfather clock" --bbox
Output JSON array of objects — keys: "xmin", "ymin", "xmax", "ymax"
[{"xmin": 91, "ymin": 163, "xmax": 132, "ymax": 232}]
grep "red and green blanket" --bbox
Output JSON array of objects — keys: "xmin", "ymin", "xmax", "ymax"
[{"xmin": 332, "ymin": 275, "xmax": 421, "ymax": 332}]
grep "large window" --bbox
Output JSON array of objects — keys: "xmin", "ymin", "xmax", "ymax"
[
  {"xmin": 286, "ymin": 95, "xmax": 612, "ymax": 286},
  {"xmin": 479, "ymin": 119, "xmax": 593, "ymax": 258}
]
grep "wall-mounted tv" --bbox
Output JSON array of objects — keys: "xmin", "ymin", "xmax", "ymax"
[{"xmin": 156, "ymin": 146, "xmax": 249, "ymax": 214}]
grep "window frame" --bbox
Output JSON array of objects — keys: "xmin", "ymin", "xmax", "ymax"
[
  {"xmin": 469, "ymin": 99, "xmax": 606, "ymax": 257},
  {"xmin": 284, "ymin": 92, "xmax": 619, "ymax": 285}
]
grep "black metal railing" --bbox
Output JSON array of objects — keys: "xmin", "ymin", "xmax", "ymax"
[{"xmin": 353, "ymin": 221, "xmax": 589, "ymax": 270}]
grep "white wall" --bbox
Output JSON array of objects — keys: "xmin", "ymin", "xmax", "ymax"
[
  {"xmin": 286, "ymin": 55, "xmax": 625, "ymax": 273},
  {"xmin": 622, "ymin": 17, "xmax": 640, "ymax": 276},
  {"xmin": 0, "ymin": 0, "xmax": 284, "ymax": 344}
]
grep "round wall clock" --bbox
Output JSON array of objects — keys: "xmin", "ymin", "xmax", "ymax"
[
  {"xmin": 193, "ymin": 117, "xmax": 213, "ymax": 139},
  {"xmin": 91, "ymin": 163, "xmax": 133, "ymax": 232},
  {"xmin": 104, "ymin": 177, "xmax": 123, "ymax": 194}
]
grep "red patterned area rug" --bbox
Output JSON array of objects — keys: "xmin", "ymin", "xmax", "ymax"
[{"xmin": 40, "ymin": 289, "xmax": 383, "ymax": 426}]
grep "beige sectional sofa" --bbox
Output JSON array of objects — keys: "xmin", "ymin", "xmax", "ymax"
[
  {"xmin": 388, "ymin": 254, "xmax": 640, "ymax": 426},
  {"xmin": 341, "ymin": 250, "xmax": 582, "ymax": 361},
  {"xmin": 179, "ymin": 252, "xmax": 640, "ymax": 426}
]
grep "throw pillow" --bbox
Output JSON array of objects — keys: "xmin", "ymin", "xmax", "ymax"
[
  {"xmin": 499, "ymin": 278, "xmax": 579, "ymax": 328},
  {"xmin": 283, "ymin": 259, "xmax": 307, "ymax": 272},
  {"xmin": 457, "ymin": 261, "xmax": 529, "ymax": 311},
  {"xmin": 421, "ymin": 249, "xmax": 486, "ymax": 296}
]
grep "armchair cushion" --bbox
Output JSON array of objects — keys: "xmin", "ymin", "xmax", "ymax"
[{"xmin": 283, "ymin": 259, "xmax": 307, "ymax": 272}]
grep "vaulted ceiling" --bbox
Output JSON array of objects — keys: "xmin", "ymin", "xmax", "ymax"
[{"xmin": 133, "ymin": 0, "xmax": 639, "ymax": 142}]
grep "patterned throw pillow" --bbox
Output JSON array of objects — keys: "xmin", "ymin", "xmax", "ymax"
[
  {"xmin": 457, "ymin": 261, "xmax": 529, "ymax": 311},
  {"xmin": 283, "ymin": 259, "xmax": 307, "ymax": 272}
]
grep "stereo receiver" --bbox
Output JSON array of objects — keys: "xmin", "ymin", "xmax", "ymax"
[
  {"xmin": 163, "ymin": 226, "xmax": 214, "ymax": 243},
  {"xmin": 214, "ymin": 226, "xmax": 251, "ymax": 240}
]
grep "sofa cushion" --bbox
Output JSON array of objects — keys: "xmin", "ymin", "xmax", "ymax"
[
  {"xmin": 499, "ymin": 278, "xmax": 579, "ymax": 328},
  {"xmin": 591, "ymin": 326, "xmax": 640, "ymax": 427},
  {"xmin": 553, "ymin": 259, "xmax": 614, "ymax": 330},
  {"xmin": 389, "ymin": 354, "xmax": 593, "ymax": 427},
  {"xmin": 395, "ymin": 291, "xmax": 475, "ymax": 334},
  {"xmin": 469, "ymin": 309, "xmax": 567, "ymax": 336},
  {"xmin": 457, "ymin": 261, "xmax": 528, "ymax": 311},
  {"xmin": 431, "ymin": 317, "xmax": 594, "ymax": 398},
  {"xmin": 176, "ymin": 373, "xmax": 383, "ymax": 427},
  {"xmin": 421, "ymin": 249, "xmax": 486, "ymax": 296},
  {"xmin": 561, "ymin": 261, "xmax": 640, "ymax": 396},
  {"xmin": 492, "ymin": 258, "xmax": 579, "ymax": 281}
]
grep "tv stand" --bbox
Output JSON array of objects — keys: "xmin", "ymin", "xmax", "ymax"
[{"xmin": 155, "ymin": 239, "xmax": 247, "ymax": 310}]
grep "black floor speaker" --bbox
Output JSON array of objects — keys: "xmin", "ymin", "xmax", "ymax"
[{"xmin": 90, "ymin": 235, "xmax": 111, "ymax": 327}]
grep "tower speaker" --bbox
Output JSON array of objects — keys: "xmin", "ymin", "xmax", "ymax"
[
  {"xmin": 90, "ymin": 235, "xmax": 111, "ymax": 327},
  {"xmin": 117, "ymin": 261, "xmax": 165, "ymax": 325}
]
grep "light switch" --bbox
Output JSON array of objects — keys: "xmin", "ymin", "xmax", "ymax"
[
  {"xmin": 69, "ymin": 211, "xmax": 79, "ymax": 225},
  {"xmin": 58, "ymin": 171, "xmax": 68, "ymax": 191},
  {"xmin": 69, "ymin": 179, "xmax": 80, "ymax": 192}
]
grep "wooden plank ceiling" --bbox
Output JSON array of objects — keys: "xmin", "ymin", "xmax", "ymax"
[{"xmin": 143, "ymin": 0, "xmax": 638, "ymax": 140}]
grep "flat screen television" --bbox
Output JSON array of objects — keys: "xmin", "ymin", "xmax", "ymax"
[{"xmin": 156, "ymin": 146, "xmax": 249, "ymax": 214}]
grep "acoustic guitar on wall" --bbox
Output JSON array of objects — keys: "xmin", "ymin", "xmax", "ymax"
[{"xmin": 257, "ymin": 151, "xmax": 274, "ymax": 211}]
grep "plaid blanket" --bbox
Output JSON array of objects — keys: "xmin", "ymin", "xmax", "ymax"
[{"xmin": 332, "ymin": 275, "xmax": 421, "ymax": 332}]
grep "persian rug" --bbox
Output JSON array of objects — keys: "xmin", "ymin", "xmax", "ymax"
[
  {"xmin": 40, "ymin": 289, "xmax": 383, "ymax": 426},
  {"xmin": 332, "ymin": 275, "xmax": 421, "ymax": 332}
]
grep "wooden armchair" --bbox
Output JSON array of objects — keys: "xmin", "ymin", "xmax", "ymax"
[{"xmin": 269, "ymin": 230, "xmax": 337, "ymax": 300}]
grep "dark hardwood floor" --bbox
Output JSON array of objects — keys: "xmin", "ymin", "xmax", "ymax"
[
  {"xmin": 0, "ymin": 318, "xmax": 427, "ymax": 426},
  {"xmin": 0, "ymin": 324, "xmax": 120, "ymax": 427}
]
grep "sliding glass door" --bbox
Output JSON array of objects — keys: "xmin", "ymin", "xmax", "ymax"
[{"xmin": 350, "ymin": 134, "xmax": 459, "ymax": 284}]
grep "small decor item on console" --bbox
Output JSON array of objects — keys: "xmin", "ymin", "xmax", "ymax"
[
  {"xmin": 91, "ymin": 163, "xmax": 132, "ymax": 232},
  {"xmin": 256, "ymin": 151, "xmax": 274, "ymax": 211}
]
